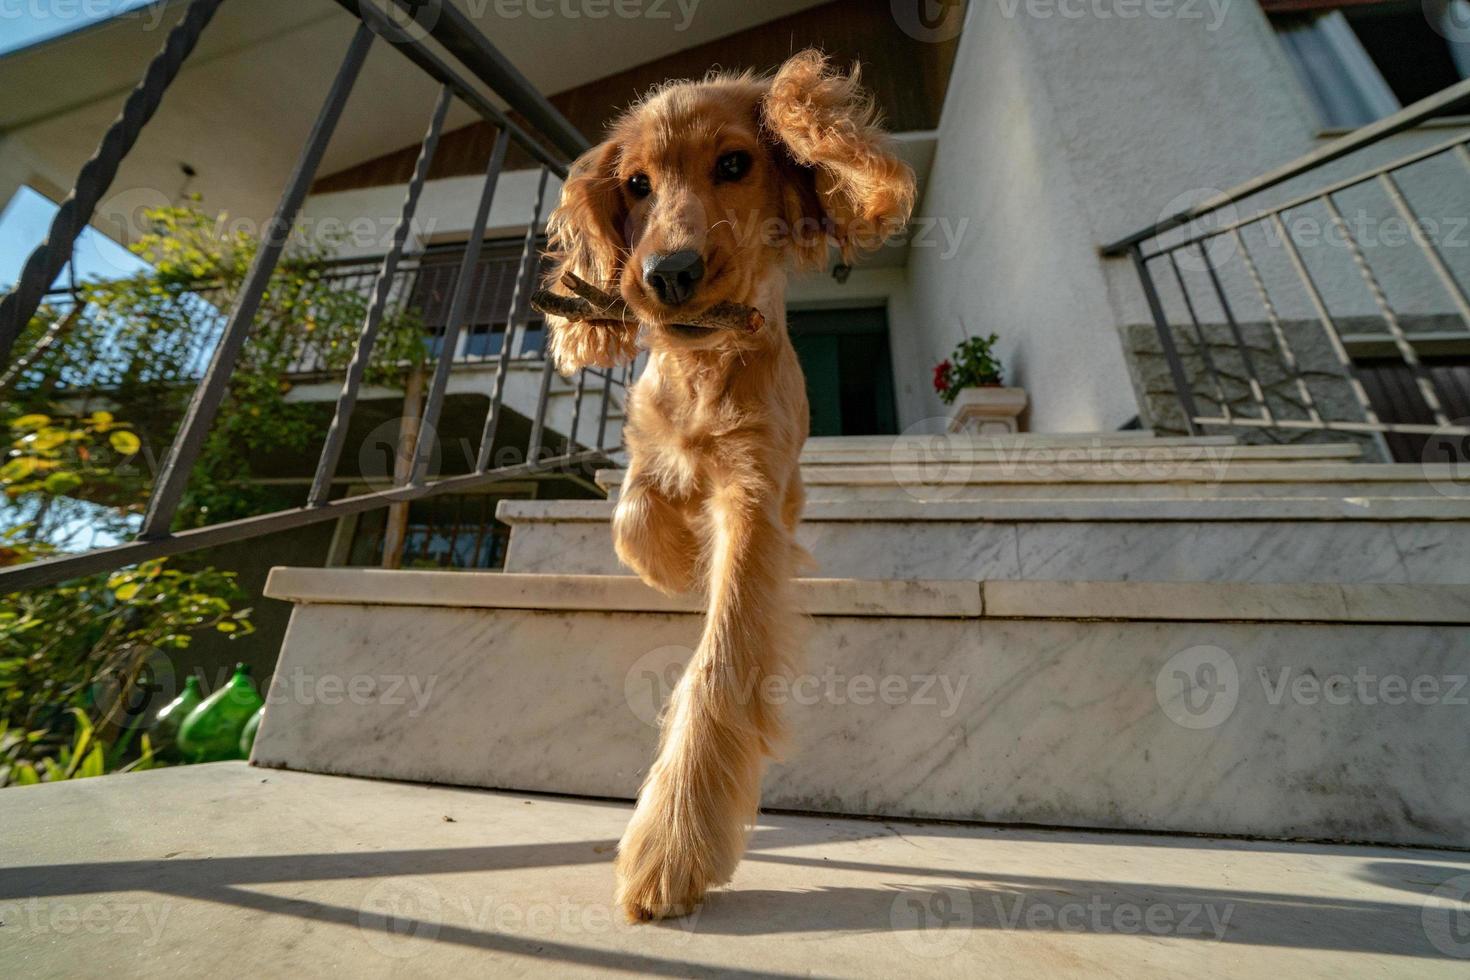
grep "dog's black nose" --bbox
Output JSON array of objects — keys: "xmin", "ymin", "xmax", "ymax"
[{"xmin": 642, "ymin": 250, "xmax": 705, "ymax": 306}]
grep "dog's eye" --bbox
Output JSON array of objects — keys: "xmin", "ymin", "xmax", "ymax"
[
  {"xmin": 627, "ymin": 173, "xmax": 652, "ymax": 198},
  {"xmin": 715, "ymin": 151, "xmax": 751, "ymax": 183}
]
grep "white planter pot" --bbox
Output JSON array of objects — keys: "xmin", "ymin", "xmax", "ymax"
[{"xmin": 947, "ymin": 386, "xmax": 1028, "ymax": 435}]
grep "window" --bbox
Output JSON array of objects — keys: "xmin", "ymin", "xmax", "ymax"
[
  {"xmin": 345, "ymin": 492, "xmax": 525, "ymax": 570},
  {"xmin": 407, "ymin": 242, "xmax": 550, "ymax": 361},
  {"xmin": 1354, "ymin": 356, "xmax": 1470, "ymax": 461},
  {"xmin": 1268, "ymin": 1, "xmax": 1470, "ymax": 127}
]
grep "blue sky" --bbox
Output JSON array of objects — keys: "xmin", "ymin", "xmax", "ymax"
[
  {"xmin": 0, "ymin": 0, "xmax": 154, "ymax": 56},
  {"xmin": 0, "ymin": 2, "xmax": 157, "ymax": 291},
  {"xmin": 0, "ymin": 189, "xmax": 151, "ymax": 293}
]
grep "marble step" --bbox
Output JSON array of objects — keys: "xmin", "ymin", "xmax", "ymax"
[
  {"xmin": 798, "ymin": 439, "xmax": 1359, "ymax": 467},
  {"xmin": 802, "ymin": 431, "xmax": 1236, "ymax": 450},
  {"xmin": 14, "ymin": 763, "xmax": 1469, "ymax": 976},
  {"xmin": 257, "ymin": 568, "xmax": 1470, "ymax": 849},
  {"xmin": 498, "ymin": 497, "xmax": 1470, "ymax": 584},
  {"xmin": 594, "ymin": 462, "xmax": 1468, "ymax": 501}
]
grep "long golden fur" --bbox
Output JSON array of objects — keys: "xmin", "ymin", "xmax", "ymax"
[{"xmin": 543, "ymin": 49, "xmax": 915, "ymax": 922}]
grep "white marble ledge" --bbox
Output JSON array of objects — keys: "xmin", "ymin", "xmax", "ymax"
[
  {"xmin": 263, "ymin": 568, "xmax": 983, "ymax": 618},
  {"xmin": 803, "ymin": 431, "xmax": 1238, "ymax": 449},
  {"xmin": 497, "ymin": 496, "xmax": 1470, "ymax": 525},
  {"xmin": 984, "ymin": 581, "xmax": 1470, "ymax": 624},
  {"xmin": 800, "ymin": 442, "xmax": 1361, "ymax": 465},
  {"xmin": 596, "ymin": 462, "xmax": 1464, "ymax": 490},
  {"xmin": 264, "ymin": 569, "xmax": 1470, "ymax": 624}
]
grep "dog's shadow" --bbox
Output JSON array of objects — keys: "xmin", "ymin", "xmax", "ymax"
[{"xmin": 677, "ymin": 861, "xmax": 1466, "ymax": 961}]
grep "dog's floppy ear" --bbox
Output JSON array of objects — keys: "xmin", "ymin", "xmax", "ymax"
[
  {"xmin": 544, "ymin": 139, "xmax": 638, "ymax": 373},
  {"xmin": 761, "ymin": 49, "xmax": 916, "ymax": 268}
]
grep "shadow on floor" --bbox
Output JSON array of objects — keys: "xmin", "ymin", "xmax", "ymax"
[{"xmin": 5, "ymin": 828, "xmax": 1468, "ymax": 964}]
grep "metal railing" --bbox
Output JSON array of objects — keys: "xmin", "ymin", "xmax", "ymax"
[
  {"xmin": 0, "ymin": 0, "xmax": 626, "ymax": 592},
  {"xmin": 11, "ymin": 245, "xmax": 557, "ymax": 387},
  {"xmin": 1103, "ymin": 78, "xmax": 1470, "ymax": 449}
]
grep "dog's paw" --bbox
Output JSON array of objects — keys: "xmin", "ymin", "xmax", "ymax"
[
  {"xmin": 614, "ymin": 790, "xmax": 735, "ymax": 923},
  {"xmin": 614, "ymin": 831, "xmax": 709, "ymax": 923},
  {"xmin": 622, "ymin": 891, "xmax": 698, "ymax": 923}
]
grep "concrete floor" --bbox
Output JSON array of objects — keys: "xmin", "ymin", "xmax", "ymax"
[{"xmin": 2, "ymin": 763, "xmax": 1468, "ymax": 978}]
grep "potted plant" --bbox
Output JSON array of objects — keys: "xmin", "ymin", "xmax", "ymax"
[{"xmin": 933, "ymin": 333, "xmax": 1028, "ymax": 434}]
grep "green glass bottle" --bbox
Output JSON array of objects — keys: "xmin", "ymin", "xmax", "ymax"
[
  {"xmin": 238, "ymin": 705, "xmax": 265, "ymax": 759},
  {"xmin": 178, "ymin": 664, "xmax": 264, "ymax": 763},
  {"xmin": 150, "ymin": 676, "xmax": 203, "ymax": 762}
]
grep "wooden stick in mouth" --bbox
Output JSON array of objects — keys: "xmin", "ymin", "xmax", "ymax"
[{"xmin": 531, "ymin": 271, "xmax": 764, "ymax": 333}]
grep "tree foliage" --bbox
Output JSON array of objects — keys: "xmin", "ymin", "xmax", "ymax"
[{"xmin": 0, "ymin": 202, "xmax": 424, "ymax": 785}]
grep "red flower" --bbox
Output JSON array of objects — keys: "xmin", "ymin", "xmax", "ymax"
[{"xmin": 933, "ymin": 360, "xmax": 952, "ymax": 394}]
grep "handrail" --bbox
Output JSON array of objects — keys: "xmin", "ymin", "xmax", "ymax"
[
  {"xmin": 415, "ymin": 0, "xmax": 591, "ymax": 160},
  {"xmin": 1108, "ymin": 75, "xmax": 1470, "ymax": 451},
  {"xmin": 330, "ymin": 0, "xmax": 591, "ymax": 171},
  {"xmin": 0, "ymin": 0, "xmax": 617, "ymax": 593},
  {"xmin": 1101, "ymin": 76, "xmax": 1470, "ymax": 255}
]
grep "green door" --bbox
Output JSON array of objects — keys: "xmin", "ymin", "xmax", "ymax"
[{"xmin": 788, "ymin": 307, "xmax": 898, "ymax": 437}]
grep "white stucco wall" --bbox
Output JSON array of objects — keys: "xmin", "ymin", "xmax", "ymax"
[
  {"xmin": 294, "ymin": 2, "xmax": 1470, "ymax": 436},
  {"xmin": 298, "ymin": 169, "xmax": 564, "ymax": 258},
  {"xmin": 900, "ymin": 0, "xmax": 1352, "ymax": 432}
]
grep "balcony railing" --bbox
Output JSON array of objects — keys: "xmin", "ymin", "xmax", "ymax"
[
  {"xmin": 10, "ymin": 244, "xmax": 557, "ymax": 390},
  {"xmin": 0, "ymin": 0, "xmax": 621, "ymax": 592},
  {"xmin": 1103, "ymin": 78, "xmax": 1470, "ymax": 461}
]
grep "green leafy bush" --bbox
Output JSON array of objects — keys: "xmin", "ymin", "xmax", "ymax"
[
  {"xmin": 5, "ymin": 202, "xmax": 427, "ymax": 526},
  {"xmin": 0, "ymin": 550, "xmax": 252, "ymax": 786},
  {"xmin": 0, "ymin": 201, "xmax": 426, "ymax": 785},
  {"xmin": 1, "ymin": 709, "xmax": 160, "ymax": 787}
]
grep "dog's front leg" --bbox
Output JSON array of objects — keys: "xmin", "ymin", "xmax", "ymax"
[
  {"xmin": 613, "ymin": 459, "xmax": 699, "ymax": 596},
  {"xmin": 615, "ymin": 465, "xmax": 797, "ymax": 922}
]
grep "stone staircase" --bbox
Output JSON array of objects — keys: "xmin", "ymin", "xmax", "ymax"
[{"xmin": 253, "ymin": 432, "xmax": 1470, "ymax": 851}]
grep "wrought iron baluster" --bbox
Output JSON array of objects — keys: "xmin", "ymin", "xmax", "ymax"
[
  {"xmin": 0, "ymin": 0, "xmax": 224, "ymax": 369},
  {"xmin": 1321, "ymin": 193, "xmax": 1449, "ymax": 427},
  {"xmin": 1269, "ymin": 211, "xmax": 1385, "ymax": 429},
  {"xmin": 1130, "ymin": 245, "xmax": 1202, "ymax": 435},
  {"xmin": 567, "ymin": 369, "xmax": 587, "ymax": 448},
  {"xmin": 309, "ymin": 85, "xmax": 453, "ymax": 507},
  {"xmin": 1196, "ymin": 240, "xmax": 1274, "ymax": 424},
  {"xmin": 1165, "ymin": 252, "xmax": 1233, "ymax": 423},
  {"xmin": 527, "ymin": 356, "xmax": 557, "ymax": 464},
  {"xmin": 140, "ymin": 23, "xmax": 376, "ymax": 538},
  {"xmin": 1378, "ymin": 170, "xmax": 1470, "ymax": 331},
  {"xmin": 476, "ymin": 165, "xmax": 550, "ymax": 471},
  {"xmin": 595, "ymin": 368, "xmax": 615, "ymax": 450},
  {"xmin": 408, "ymin": 127, "xmax": 511, "ymax": 486},
  {"xmin": 1230, "ymin": 226, "xmax": 1322, "ymax": 425}
]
